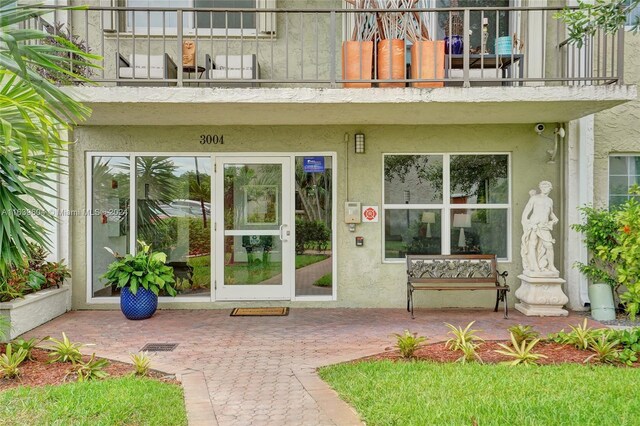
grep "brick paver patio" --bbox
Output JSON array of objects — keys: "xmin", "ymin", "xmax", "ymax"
[{"xmin": 24, "ymin": 309, "xmax": 596, "ymax": 426}]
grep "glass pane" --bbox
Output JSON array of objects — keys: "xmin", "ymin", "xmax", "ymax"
[
  {"xmin": 92, "ymin": 156, "xmax": 130, "ymax": 297},
  {"xmin": 127, "ymin": 0, "xmax": 190, "ymax": 32},
  {"xmin": 610, "ymin": 195, "xmax": 629, "ymax": 208},
  {"xmin": 224, "ymin": 164, "xmax": 282, "ymax": 231},
  {"xmin": 295, "ymin": 156, "xmax": 333, "ymax": 296},
  {"xmin": 136, "ymin": 156, "xmax": 212, "ymax": 297},
  {"xmin": 609, "ymin": 176, "xmax": 630, "ymax": 196},
  {"xmin": 631, "ymin": 157, "xmax": 640, "ymax": 175},
  {"xmin": 224, "ymin": 235, "xmax": 282, "ymax": 285},
  {"xmin": 450, "ymin": 155, "xmax": 508, "ymax": 204},
  {"xmin": 450, "ymin": 209, "xmax": 508, "ymax": 258},
  {"xmin": 436, "ymin": 0, "xmax": 509, "ymax": 49},
  {"xmin": 385, "ymin": 209, "xmax": 442, "ymax": 259},
  {"xmin": 384, "ymin": 155, "xmax": 443, "ymax": 204},
  {"xmin": 196, "ymin": 0, "xmax": 256, "ymax": 29},
  {"xmin": 609, "ymin": 156, "xmax": 629, "ymax": 175}
]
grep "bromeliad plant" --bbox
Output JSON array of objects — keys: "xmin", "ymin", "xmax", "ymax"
[
  {"xmin": 130, "ymin": 351, "xmax": 152, "ymax": 377},
  {"xmin": 48, "ymin": 332, "xmax": 84, "ymax": 364},
  {"xmin": 0, "ymin": 344, "xmax": 28, "ymax": 378},
  {"xmin": 102, "ymin": 241, "xmax": 177, "ymax": 297},
  {"xmin": 444, "ymin": 321, "xmax": 484, "ymax": 352},
  {"xmin": 508, "ymin": 325, "xmax": 540, "ymax": 346},
  {"xmin": 392, "ymin": 330, "xmax": 427, "ymax": 359},
  {"xmin": 495, "ymin": 333, "xmax": 547, "ymax": 366},
  {"xmin": 11, "ymin": 336, "xmax": 48, "ymax": 361}
]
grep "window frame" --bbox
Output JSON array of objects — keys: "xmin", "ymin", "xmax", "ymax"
[
  {"xmin": 381, "ymin": 152, "xmax": 512, "ymax": 263},
  {"xmin": 608, "ymin": 153, "xmax": 640, "ymax": 207},
  {"xmin": 624, "ymin": 0, "xmax": 640, "ymax": 30},
  {"xmin": 123, "ymin": 0, "xmax": 260, "ymax": 36}
]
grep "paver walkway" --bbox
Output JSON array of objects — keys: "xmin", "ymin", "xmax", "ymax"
[{"xmin": 24, "ymin": 309, "xmax": 596, "ymax": 426}]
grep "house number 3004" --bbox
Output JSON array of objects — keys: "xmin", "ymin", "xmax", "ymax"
[{"xmin": 199, "ymin": 134, "xmax": 224, "ymax": 145}]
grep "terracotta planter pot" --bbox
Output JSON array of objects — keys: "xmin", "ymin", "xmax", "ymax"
[
  {"xmin": 377, "ymin": 38, "xmax": 405, "ymax": 88},
  {"xmin": 342, "ymin": 41, "xmax": 374, "ymax": 88},
  {"xmin": 410, "ymin": 40, "xmax": 445, "ymax": 88}
]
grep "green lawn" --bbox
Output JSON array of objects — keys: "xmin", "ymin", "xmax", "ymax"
[
  {"xmin": 319, "ymin": 361, "xmax": 640, "ymax": 426},
  {"xmin": 0, "ymin": 377, "xmax": 187, "ymax": 426}
]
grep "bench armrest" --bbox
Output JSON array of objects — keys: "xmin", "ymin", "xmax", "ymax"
[{"xmin": 497, "ymin": 270, "xmax": 508, "ymax": 287}]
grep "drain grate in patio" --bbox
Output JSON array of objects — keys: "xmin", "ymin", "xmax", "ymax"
[{"xmin": 140, "ymin": 343, "xmax": 178, "ymax": 352}]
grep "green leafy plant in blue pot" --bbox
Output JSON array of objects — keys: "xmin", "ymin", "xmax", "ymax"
[{"xmin": 102, "ymin": 241, "xmax": 177, "ymax": 320}]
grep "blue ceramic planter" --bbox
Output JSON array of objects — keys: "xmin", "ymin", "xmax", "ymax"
[
  {"xmin": 120, "ymin": 286, "xmax": 158, "ymax": 320},
  {"xmin": 444, "ymin": 35, "xmax": 463, "ymax": 55}
]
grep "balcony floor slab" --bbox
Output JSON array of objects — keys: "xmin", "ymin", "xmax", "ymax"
[{"xmin": 67, "ymin": 85, "xmax": 637, "ymax": 126}]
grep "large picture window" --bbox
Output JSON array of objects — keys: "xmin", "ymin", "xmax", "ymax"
[{"xmin": 383, "ymin": 153, "xmax": 510, "ymax": 261}]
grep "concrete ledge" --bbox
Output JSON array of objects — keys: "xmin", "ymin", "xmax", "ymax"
[{"xmin": 0, "ymin": 285, "xmax": 70, "ymax": 341}]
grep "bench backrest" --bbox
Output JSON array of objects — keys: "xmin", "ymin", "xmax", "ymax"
[{"xmin": 406, "ymin": 254, "xmax": 497, "ymax": 284}]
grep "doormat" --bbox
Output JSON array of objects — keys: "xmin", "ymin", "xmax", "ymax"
[{"xmin": 230, "ymin": 307, "xmax": 289, "ymax": 317}]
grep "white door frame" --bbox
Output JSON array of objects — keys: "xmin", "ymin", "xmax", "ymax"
[{"xmin": 214, "ymin": 155, "xmax": 293, "ymax": 301}]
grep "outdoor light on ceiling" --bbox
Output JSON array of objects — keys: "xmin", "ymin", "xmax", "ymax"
[{"xmin": 354, "ymin": 133, "xmax": 365, "ymax": 154}]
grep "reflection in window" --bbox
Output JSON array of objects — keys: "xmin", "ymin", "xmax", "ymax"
[
  {"xmin": 135, "ymin": 156, "xmax": 212, "ymax": 297},
  {"xmin": 383, "ymin": 153, "xmax": 510, "ymax": 260},
  {"xmin": 436, "ymin": 0, "xmax": 509, "ymax": 49},
  {"xmin": 294, "ymin": 156, "xmax": 333, "ymax": 297},
  {"xmin": 609, "ymin": 155, "xmax": 640, "ymax": 207},
  {"xmin": 91, "ymin": 157, "xmax": 131, "ymax": 297}
]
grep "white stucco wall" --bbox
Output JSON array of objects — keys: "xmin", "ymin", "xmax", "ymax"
[{"xmin": 70, "ymin": 123, "xmax": 561, "ymax": 310}]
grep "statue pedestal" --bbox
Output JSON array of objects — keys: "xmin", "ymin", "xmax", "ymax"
[{"xmin": 515, "ymin": 274, "xmax": 569, "ymax": 317}]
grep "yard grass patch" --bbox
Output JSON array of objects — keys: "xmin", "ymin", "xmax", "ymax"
[
  {"xmin": 0, "ymin": 376, "xmax": 187, "ymax": 426},
  {"xmin": 319, "ymin": 361, "xmax": 640, "ymax": 426}
]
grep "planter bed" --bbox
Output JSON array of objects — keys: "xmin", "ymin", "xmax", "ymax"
[{"xmin": 0, "ymin": 285, "xmax": 70, "ymax": 341}]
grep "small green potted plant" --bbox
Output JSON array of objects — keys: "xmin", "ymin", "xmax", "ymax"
[
  {"xmin": 102, "ymin": 240, "xmax": 177, "ymax": 320},
  {"xmin": 572, "ymin": 205, "xmax": 619, "ymax": 321}
]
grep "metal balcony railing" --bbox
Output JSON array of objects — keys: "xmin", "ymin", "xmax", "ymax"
[{"xmin": 25, "ymin": 4, "xmax": 625, "ymax": 88}]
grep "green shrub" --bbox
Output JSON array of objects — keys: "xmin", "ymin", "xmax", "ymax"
[
  {"xmin": 295, "ymin": 219, "xmax": 330, "ymax": 254},
  {"xmin": 585, "ymin": 335, "xmax": 620, "ymax": 364},
  {"xmin": 392, "ymin": 330, "xmax": 427, "ymax": 359}
]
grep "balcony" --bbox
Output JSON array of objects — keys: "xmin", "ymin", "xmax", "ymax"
[{"xmin": 30, "ymin": 3, "xmax": 636, "ymax": 125}]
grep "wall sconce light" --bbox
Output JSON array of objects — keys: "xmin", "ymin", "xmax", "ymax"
[{"xmin": 354, "ymin": 133, "xmax": 365, "ymax": 154}]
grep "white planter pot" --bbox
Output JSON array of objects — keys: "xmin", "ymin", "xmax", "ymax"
[
  {"xmin": 0, "ymin": 285, "xmax": 71, "ymax": 342},
  {"xmin": 588, "ymin": 283, "xmax": 616, "ymax": 321}
]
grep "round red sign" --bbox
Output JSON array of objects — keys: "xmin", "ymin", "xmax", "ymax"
[{"xmin": 363, "ymin": 207, "xmax": 377, "ymax": 221}]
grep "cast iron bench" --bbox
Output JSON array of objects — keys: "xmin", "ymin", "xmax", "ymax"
[{"xmin": 406, "ymin": 254, "xmax": 509, "ymax": 319}]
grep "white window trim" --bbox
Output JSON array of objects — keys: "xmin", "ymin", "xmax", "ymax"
[
  {"xmin": 381, "ymin": 152, "xmax": 512, "ymax": 264},
  {"xmin": 86, "ymin": 151, "xmax": 337, "ymax": 305},
  {"xmin": 607, "ymin": 153, "xmax": 640, "ymax": 206}
]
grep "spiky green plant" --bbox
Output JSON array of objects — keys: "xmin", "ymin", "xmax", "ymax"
[
  {"xmin": 130, "ymin": 351, "xmax": 152, "ymax": 377},
  {"xmin": 392, "ymin": 330, "xmax": 427, "ymax": 359},
  {"xmin": 11, "ymin": 336, "xmax": 48, "ymax": 361},
  {"xmin": 508, "ymin": 324, "xmax": 540, "ymax": 346},
  {"xmin": 72, "ymin": 353, "xmax": 110, "ymax": 382},
  {"xmin": 456, "ymin": 341, "xmax": 483, "ymax": 364},
  {"xmin": 567, "ymin": 319, "xmax": 598, "ymax": 350},
  {"xmin": 444, "ymin": 321, "xmax": 484, "ymax": 352},
  {"xmin": 0, "ymin": 344, "xmax": 28, "ymax": 378},
  {"xmin": 585, "ymin": 335, "xmax": 621, "ymax": 364},
  {"xmin": 495, "ymin": 333, "xmax": 548, "ymax": 366},
  {"xmin": 48, "ymin": 333, "xmax": 83, "ymax": 364}
]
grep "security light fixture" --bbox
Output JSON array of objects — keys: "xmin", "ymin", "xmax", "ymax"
[{"xmin": 355, "ymin": 133, "xmax": 365, "ymax": 154}]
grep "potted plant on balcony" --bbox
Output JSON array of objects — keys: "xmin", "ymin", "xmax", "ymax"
[
  {"xmin": 442, "ymin": 0, "xmax": 464, "ymax": 54},
  {"xmin": 102, "ymin": 241, "xmax": 177, "ymax": 320},
  {"xmin": 571, "ymin": 205, "xmax": 619, "ymax": 321},
  {"xmin": 406, "ymin": 5, "xmax": 444, "ymax": 88},
  {"xmin": 342, "ymin": 0, "xmax": 377, "ymax": 88},
  {"xmin": 376, "ymin": 0, "xmax": 411, "ymax": 87}
]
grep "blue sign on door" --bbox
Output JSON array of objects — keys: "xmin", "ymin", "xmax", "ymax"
[{"xmin": 303, "ymin": 156, "xmax": 325, "ymax": 173}]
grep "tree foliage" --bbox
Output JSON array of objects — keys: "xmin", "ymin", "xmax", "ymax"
[
  {"xmin": 555, "ymin": 0, "xmax": 639, "ymax": 47},
  {"xmin": 0, "ymin": 1, "xmax": 99, "ymax": 274}
]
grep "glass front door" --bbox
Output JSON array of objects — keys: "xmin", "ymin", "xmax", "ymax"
[{"xmin": 215, "ymin": 156, "xmax": 292, "ymax": 300}]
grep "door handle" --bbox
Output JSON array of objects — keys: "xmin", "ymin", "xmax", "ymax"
[{"xmin": 279, "ymin": 224, "xmax": 289, "ymax": 241}]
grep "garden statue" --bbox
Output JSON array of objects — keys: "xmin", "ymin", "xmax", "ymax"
[
  {"xmin": 515, "ymin": 180, "xmax": 568, "ymax": 316},
  {"xmin": 520, "ymin": 181, "xmax": 559, "ymax": 277},
  {"xmin": 182, "ymin": 40, "xmax": 196, "ymax": 67}
]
